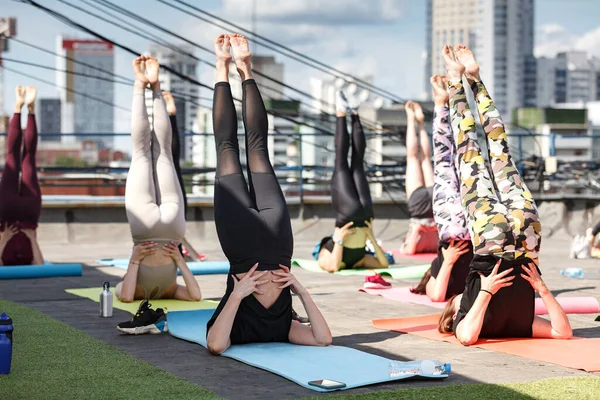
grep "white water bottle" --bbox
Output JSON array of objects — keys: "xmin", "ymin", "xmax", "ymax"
[{"xmin": 100, "ymin": 282, "xmax": 113, "ymax": 317}]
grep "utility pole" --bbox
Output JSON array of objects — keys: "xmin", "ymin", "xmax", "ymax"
[{"xmin": 0, "ymin": 18, "xmax": 17, "ymax": 134}]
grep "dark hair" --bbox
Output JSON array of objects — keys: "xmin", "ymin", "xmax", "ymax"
[
  {"xmin": 319, "ymin": 236, "xmax": 335, "ymax": 253},
  {"xmin": 438, "ymin": 294, "xmax": 458, "ymax": 333},
  {"xmin": 410, "ymin": 267, "xmax": 432, "ymax": 295}
]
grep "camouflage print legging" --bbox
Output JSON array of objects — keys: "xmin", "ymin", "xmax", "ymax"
[
  {"xmin": 432, "ymin": 105, "xmax": 471, "ymax": 242},
  {"xmin": 447, "ymin": 80, "xmax": 541, "ymax": 260}
]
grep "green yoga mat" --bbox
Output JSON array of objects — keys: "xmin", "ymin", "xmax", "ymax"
[
  {"xmin": 65, "ymin": 288, "xmax": 218, "ymax": 314},
  {"xmin": 292, "ymin": 259, "xmax": 430, "ymax": 279}
]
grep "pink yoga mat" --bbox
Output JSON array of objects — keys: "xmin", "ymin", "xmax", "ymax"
[
  {"xmin": 359, "ymin": 286, "xmax": 600, "ymax": 314},
  {"xmin": 390, "ymin": 250, "xmax": 437, "ymax": 263}
]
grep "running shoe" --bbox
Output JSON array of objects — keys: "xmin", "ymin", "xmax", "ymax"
[
  {"xmin": 117, "ymin": 299, "xmax": 168, "ymax": 335},
  {"xmin": 292, "ymin": 308, "xmax": 310, "ymax": 324},
  {"xmin": 363, "ymin": 273, "xmax": 392, "ymax": 289}
]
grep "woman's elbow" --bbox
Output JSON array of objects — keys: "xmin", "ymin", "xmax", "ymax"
[
  {"xmin": 316, "ymin": 334, "xmax": 332, "ymax": 347},
  {"xmin": 119, "ymin": 296, "xmax": 134, "ymax": 303},
  {"xmin": 457, "ymin": 332, "xmax": 478, "ymax": 346},
  {"xmin": 556, "ymin": 327, "xmax": 573, "ymax": 340},
  {"xmin": 190, "ymin": 293, "xmax": 202, "ymax": 302},
  {"xmin": 206, "ymin": 337, "xmax": 228, "ymax": 355}
]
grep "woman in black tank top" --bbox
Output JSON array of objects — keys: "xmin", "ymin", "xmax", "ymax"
[{"xmin": 205, "ymin": 34, "xmax": 331, "ymax": 354}]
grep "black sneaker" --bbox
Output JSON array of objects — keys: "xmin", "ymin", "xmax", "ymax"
[
  {"xmin": 292, "ymin": 308, "xmax": 309, "ymax": 324},
  {"xmin": 117, "ymin": 299, "xmax": 168, "ymax": 335}
]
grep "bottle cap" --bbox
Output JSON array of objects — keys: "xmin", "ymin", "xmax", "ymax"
[
  {"xmin": 103, "ymin": 282, "xmax": 110, "ymax": 290},
  {"xmin": 444, "ymin": 363, "xmax": 452, "ymax": 373},
  {"xmin": 0, "ymin": 312, "xmax": 9, "ymax": 320}
]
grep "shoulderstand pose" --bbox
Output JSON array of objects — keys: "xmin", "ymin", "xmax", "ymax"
[
  {"xmin": 437, "ymin": 45, "xmax": 572, "ymax": 345},
  {"xmin": 0, "ymin": 86, "xmax": 44, "ymax": 267},
  {"xmin": 206, "ymin": 34, "xmax": 331, "ymax": 354}
]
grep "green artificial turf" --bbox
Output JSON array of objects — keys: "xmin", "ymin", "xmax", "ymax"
[
  {"xmin": 0, "ymin": 300, "xmax": 221, "ymax": 400},
  {"xmin": 0, "ymin": 300, "xmax": 598, "ymax": 400},
  {"xmin": 303, "ymin": 377, "xmax": 600, "ymax": 400}
]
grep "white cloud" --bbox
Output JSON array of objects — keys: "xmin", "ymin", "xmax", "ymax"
[
  {"xmin": 223, "ymin": 0, "xmax": 404, "ymax": 25},
  {"xmin": 574, "ymin": 27, "xmax": 600, "ymax": 58},
  {"xmin": 535, "ymin": 24, "xmax": 600, "ymax": 59},
  {"xmin": 534, "ymin": 24, "xmax": 577, "ymax": 58}
]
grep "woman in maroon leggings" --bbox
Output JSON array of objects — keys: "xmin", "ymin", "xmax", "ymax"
[{"xmin": 0, "ymin": 86, "xmax": 44, "ymax": 266}]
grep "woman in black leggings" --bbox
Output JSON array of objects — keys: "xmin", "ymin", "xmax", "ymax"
[
  {"xmin": 317, "ymin": 90, "xmax": 389, "ymax": 272},
  {"xmin": 206, "ymin": 34, "xmax": 331, "ymax": 354}
]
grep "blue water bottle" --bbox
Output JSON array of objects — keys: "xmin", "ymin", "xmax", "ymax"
[{"xmin": 0, "ymin": 312, "xmax": 13, "ymax": 374}]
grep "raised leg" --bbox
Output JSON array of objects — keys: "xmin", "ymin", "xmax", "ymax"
[
  {"xmin": 125, "ymin": 56, "xmax": 160, "ymax": 238},
  {"xmin": 431, "ymin": 75, "xmax": 469, "ymax": 241},
  {"xmin": 404, "ymin": 101, "xmax": 425, "ymax": 200},
  {"xmin": 21, "ymin": 87, "xmax": 41, "ymax": 202},
  {"xmin": 350, "ymin": 114, "xmax": 374, "ymax": 221},
  {"xmin": 455, "ymin": 44, "xmax": 541, "ymax": 258},
  {"xmin": 443, "ymin": 45, "xmax": 512, "ymax": 255}
]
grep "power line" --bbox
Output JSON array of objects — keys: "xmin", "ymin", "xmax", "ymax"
[
  {"xmin": 83, "ymin": 0, "xmax": 402, "ymax": 138},
  {"xmin": 0, "ymin": 64, "xmax": 131, "ymax": 112},
  {"xmin": 160, "ymin": 0, "xmax": 404, "ymax": 103}
]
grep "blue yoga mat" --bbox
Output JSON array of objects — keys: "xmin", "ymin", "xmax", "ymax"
[
  {"xmin": 168, "ymin": 309, "xmax": 448, "ymax": 392},
  {"xmin": 0, "ymin": 262, "xmax": 82, "ymax": 279},
  {"xmin": 97, "ymin": 259, "xmax": 230, "ymax": 275}
]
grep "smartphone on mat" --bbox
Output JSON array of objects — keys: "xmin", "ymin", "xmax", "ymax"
[{"xmin": 308, "ymin": 379, "xmax": 346, "ymax": 390}]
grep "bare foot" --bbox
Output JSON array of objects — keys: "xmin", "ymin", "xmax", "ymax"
[
  {"xmin": 441, "ymin": 44, "xmax": 465, "ymax": 81},
  {"xmin": 413, "ymin": 102, "xmax": 425, "ymax": 125},
  {"xmin": 133, "ymin": 56, "xmax": 149, "ymax": 90},
  {"xmin": 214, "ymin": 34, "xmax": 232, "ymax": 64},
  {"xmin": 25, "ymin": 86, "xmax": 37, "ymax": 113},
  {"xmin": 405, "ymin": 100, "xmax": 415, "ymax": 119},
  {"xmin": 454, "ymin": 44, "xmax": 480, "ymax": 84},
  {"xmin": 430, "ymin": 75, "xmax": 449, "ymax": 106},
  {"xmin": 229, "ymin": 33, "xmax": 252, "ymax": 80},
  {"xmin": 162, "ymin": 91, "xmax": 176, "ymax": 115},
  {"xmin": 15, "ymin": 86, "xmax": 25, "ymax": 113},
  {"xmin": 144, "ymin": 56, "xmax": 160, "ymax": 91}
]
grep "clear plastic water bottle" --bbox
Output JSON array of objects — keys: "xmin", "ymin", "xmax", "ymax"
[
  {"xmin": 560, "ymin": 268, "xmax": 600, "ymax": 279},
  {"xmin": 388, "ymin": 360, "xmax": 450, "ymax": 378}
]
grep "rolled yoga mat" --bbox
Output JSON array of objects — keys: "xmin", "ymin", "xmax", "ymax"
[
  {"xmin": 292, "ymin": 259, "xmax": 430, "ymax": 279},
  {"xmin": 65, "ymin": 288, "xmax": 218, "ymax": 313},
  {"xmin": 168, "ymin": 309, "xmax": 448, "ymax": 392},
  {"xmin": 359, "ymin": 287, "xmax": 600, "ymax": 314},
  {"xmin": 0, "ymin": 262, "xmax": 82, "ymax": 279},
  {"xmin": 97, "ymin": 259, "xmax": 230, "ymax": 275},
  {"xmin": 372, "ymin": 314, "xmax": 600, "ymax": 372}
]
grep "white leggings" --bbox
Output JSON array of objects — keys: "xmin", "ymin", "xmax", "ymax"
[{"xmin": 125, "ymin": 89, "xmax": 185, "ymax": 243}]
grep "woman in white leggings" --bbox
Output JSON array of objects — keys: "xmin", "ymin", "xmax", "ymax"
[{"xmin": 115, "ymin": 55, "xmax": 201, "ymax": 303}]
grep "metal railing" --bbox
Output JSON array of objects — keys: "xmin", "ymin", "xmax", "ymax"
[{"xmin": 1, "ymin": 131, "xmax": 599, "ymax": 198}]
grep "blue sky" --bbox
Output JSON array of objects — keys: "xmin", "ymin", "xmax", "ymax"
[{"xmin": 3, "ymin": 0, "xmax": 600, "ymax": 143}]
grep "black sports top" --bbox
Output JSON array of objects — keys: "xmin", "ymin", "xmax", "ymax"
[
  {"xmin": 453, "ymin": 255, "xmax": 537, "ymax": 338},
  {"xmin": 430, "ymin": 240, "xmax": 473, "ymax": 300},
  {"xmin": 206, "ymin": 274, "xmax": 292, "ymax": 344},
  {"xmin": 320, "ymin": 237, "xmax": 366, "ymax": 269}
]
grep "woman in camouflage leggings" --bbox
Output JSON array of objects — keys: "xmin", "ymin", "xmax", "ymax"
[{"xmin": 438, "ymin": 44, "xmax": 571, "ymax": 345}]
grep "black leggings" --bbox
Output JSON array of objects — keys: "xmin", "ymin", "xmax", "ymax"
[
  {"xmin": 213, "ymin": 80, "xmax": 293, "ymax": 274},
  {"xmin": 169, "ymin": 114, "xmax": 188, "ymax": 215},
  {"xmin": 332, "ymin": 114, "xmax": 373, "ymax": 227}
]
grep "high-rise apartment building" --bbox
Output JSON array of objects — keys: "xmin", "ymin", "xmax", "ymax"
[
  {"xmin": 537, "ymin": 51, "xmax": 600, "ymax": 107},
  {"xmin": 145, "ymin": 44, "xmax": 199, "ymax": 161},
  {"xmin": 424, "ymin": 0, "xmax": 536, "ymax": 118},
  {"xmin": 56, "ymin": 37, "xmax": 114, "ymax": 148},
  {"xmin": 38, "ymin": 98, "xmax": 61, "ymax": 141}
]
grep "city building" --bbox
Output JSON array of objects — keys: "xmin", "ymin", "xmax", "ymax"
[
  {"xmin": 424, "ymin": 0, "xmax": 536, "ymax": 118},
  {"xmin": 536, "ymin": 51, "xmax": 600, "ymax": 107},
  {"xmin": 56, "ymin": 37, "xmax": 115, "ymax": 148},
  {"xmin": 512, "ymin": 106, "xmax": 597, "ymax": 162},
  {"xmin": 37, "ymin": 98, "xmax": 61, "ymax": 141},
  {"xmin": 145, "ymin": 44, "xmax": 199, "ymax": 161}
]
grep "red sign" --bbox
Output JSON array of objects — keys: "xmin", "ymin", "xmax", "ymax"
[{"xmin": 62, "ymin": 39, "xmax": 113, "ymax": 51}]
